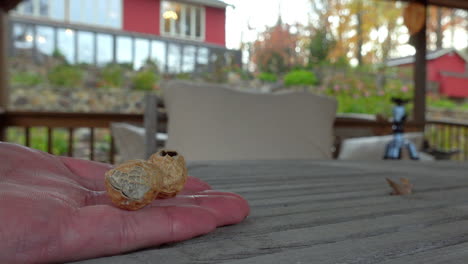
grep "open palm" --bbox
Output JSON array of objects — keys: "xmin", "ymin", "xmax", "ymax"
[{"xmin": 0, "ymin": 143, "xmax": 249, "ymax": 263}]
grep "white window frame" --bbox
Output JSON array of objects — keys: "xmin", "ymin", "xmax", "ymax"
[{"xmin": 160, "ymin": 1, "xmax": 205, "ymax": 42}]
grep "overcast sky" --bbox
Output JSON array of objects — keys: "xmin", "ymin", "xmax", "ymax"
[{"xmin": 224, "ymin": 0, "xmax": 312, "ymax": 49}]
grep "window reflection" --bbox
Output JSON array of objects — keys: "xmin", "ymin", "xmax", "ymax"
[
  {"xmin": 167, "ymin": 44, "xmax": 181, "ymax": 73},
  {"xmin": 182, "ymin": 46, "xmax": 195, "ymax": 73},
  {"xmin": 134, "ymin": 38, "xmax": 149, "ymax": 70},
  {"xmin": 96, "ymin": 34, "xmax": 114, "ymax": 66},
  {"xmin": 151, "ymin": 41, "xmax": 166, "ymax": 72},
  {"xmin": 77, "ymin": 31, "xmax": 94, "ymax": 64},
  {"xmin": 36, "ymin": 26, "xmax": 54, "ymax": 56},
  {"xmin": 57, "ymin": 28, "xmax": 76, "ymax": 63},
  {"xmin": 13, "ymin": 23, "xmax": 34, "ymax": 50},
  {"xmin": 116, "ymin": 36, "xmax": 133, "ymax": 65}
]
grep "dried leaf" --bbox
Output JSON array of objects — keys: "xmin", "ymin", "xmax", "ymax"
[{"xmin": 386, "ymin": 177, "xmax": 413, "ymax": 195}]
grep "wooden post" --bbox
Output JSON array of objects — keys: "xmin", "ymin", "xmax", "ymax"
[
  {"xmin": 413, "ymin": 0, "xmax": 427, "ymax": 124},
  {"xmin": 144, "ymin": 93, "xmax": 158, "ymax": 159},
  {"xmin": 0, "ymin": 10, "xmax": 9, "ymax": 141}
]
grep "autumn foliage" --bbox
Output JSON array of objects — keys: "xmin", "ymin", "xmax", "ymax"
[{"xmin": 251, "ymin": 20, "xmax": 300, "ymax": 74}]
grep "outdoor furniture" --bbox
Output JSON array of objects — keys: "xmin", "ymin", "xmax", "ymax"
[
  {"xmin": 76, "ymin": 159, "xmax": 468, "ymax": 263},
  {"xmin": 337, "ymin": 132, "xmax": 434, "ymax": 161},
  {"xmin": 162, "ymin": 80, "xmax": 337, "ymax": 161},
  {"xmin": 110, "ymin": 122, "xmax": 167, "ymax": 163}
]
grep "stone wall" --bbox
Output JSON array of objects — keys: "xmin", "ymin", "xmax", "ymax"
[
  {"xmin": 427, "ymin": 108, "xmax": 468, "ymax": 121},
  {"xmin": 9, "ymin": 86, "xmax": 150, "ymax": 113}
]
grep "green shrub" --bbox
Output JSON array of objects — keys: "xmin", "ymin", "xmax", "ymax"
[
  {"xmin": 99, "ymin": 64, "xmax": 124, "ymax": 88},
  {"xmin": 48, "ymin": 65, "xmax": 83, "ymax": 88},
  {"xmin": 284, "ymin": 70, "xmax": 317, "ymax": 87},
  {"xmin": 175, "ymin": 72, "xmax": 191, "ymax": 80},
  {"xmin": 11, "ymin": 72, "xmax": 44, "ymax": 86},
  {"xmin": 258, "ymin": 72, "xmax": 277, "ymax": 83},
  {"xmin": 460, "ymin": 103, "xmax": 468, "ymax": 111},
  {"xmin": 428, "ymin": 97, "xmax": 457, "ymax": 110},
  {"xmin": 132, "ymin": 70, "xmax": 159, "ymax": 91},
  {"xmin": 7, "ymin": 127, "xmax": 69, "ymax": 156}
]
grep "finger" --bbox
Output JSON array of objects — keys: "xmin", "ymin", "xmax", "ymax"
[
  {"xmin": 60, "ymin": 156, "xmax": 112, "ymax": 191},
  {"xmin": 84, "ymin": 191, "xmax": 250, "ymax": 226},
  {"xmin": 151, "ymin": 193, "xmax": 250, "ymax": 226},
  {"xmin": 58, "ymin": 205, "xmax": 217, "ymax": 262},
  {"xmin": 180, "ymin": 176, "xmax": 212, "ymax": 194}
]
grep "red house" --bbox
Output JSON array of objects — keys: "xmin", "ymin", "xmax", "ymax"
[
  {"xmin": 387, "ymin": 49, "xmax": 468, "ymax": 98},
  {"xmin": 123, "ymin": 0, "xmax": 228, "ymax": 46},
  {"xmin": 10, "ymin": 0, "xmax": 236, "ymax": 73}
]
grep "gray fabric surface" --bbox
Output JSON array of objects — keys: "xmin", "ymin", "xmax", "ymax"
[{"xmin": 74, "ymin": 160, "xmax": 468, "ymax": 263}]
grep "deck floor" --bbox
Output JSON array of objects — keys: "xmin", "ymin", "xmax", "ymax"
[{"xmin": 75, "ymin": 160, "xmax": 468, "ymax": 264}]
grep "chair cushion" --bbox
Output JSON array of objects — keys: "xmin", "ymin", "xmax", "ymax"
[
  {"xmin": 110, "ymin": 122, "xmax": 168, "ymax": 162},
  {"xmin": 162, "ymin": 80, "xmax": 337, "ymax": 161}
]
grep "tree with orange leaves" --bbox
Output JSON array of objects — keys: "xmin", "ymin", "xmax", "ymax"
[{"xmin": 251, "ymin": 17, "xmax": 300, "ymax": 74}]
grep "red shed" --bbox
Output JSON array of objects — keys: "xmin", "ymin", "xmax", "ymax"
[
  {"xmin": 123, "ymin": 0, "xmax": 227, "ymax": 47},
  {"xmin": 387, "ymin": 49, "xmax": 468, "ymax": 98}
]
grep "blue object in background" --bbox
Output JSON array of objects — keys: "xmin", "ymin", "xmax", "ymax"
[{"xmin": 384, "ymin": 98, "xmax": 419, "ymax": 160}]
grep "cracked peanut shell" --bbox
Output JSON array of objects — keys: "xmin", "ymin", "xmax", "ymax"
[
  {"xmin": 105, "ymin": 159, "xmax": 165, "ymax": 210},
  {"xmin": 148, "ymin": 149, "xmax": 188, "ymax": 198}
]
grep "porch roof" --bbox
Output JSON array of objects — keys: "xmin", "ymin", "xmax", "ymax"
[
  {"xmin": 177, "ymin": 0, "xmax": 229, "ymax": 9},
  {"xmin": 384, "ymin": 0, "xmax": 468, "ymax": 9}
]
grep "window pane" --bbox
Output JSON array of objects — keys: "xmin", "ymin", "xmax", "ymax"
[
  {"xmin": 39, "ymin": 0, "xmax": 49, "ymax": 16},
  {"xmin": 182, "ymin": 46, "xmax": 195, "ymax": 72},
  {"xmin": 57, "ymin": 28, "xmax": 76, "ymax": 64},
  {"xmin": 116, "ymin": 36, "xmax": 133, "ymax": 65},
  {"xmin": 167, "ymin": 44, "xmax": 181, "ymax": 73},
  {"xmin": 107, "ymin": 0, "xmax": 122, "ymax": 28},
  {"xmin": 197, "ymin": 47, "xmax": 209, "ymax": 65},
  {"xmin": 134, "ymin": 38, "xmax": 149, "ymax": 70},
  {"xmin": 195, "ymin": 8, "xmax": 201, "ymax": 38},
  {"xmin": 174, "ymin": 4, "xmax": 181, "ymax": 35},
  {"xmin": 82, "ymin": 0, "xmax": 95, "ymax": 24},
  {"xmin": 13, "ymin": 23, "xmax": 34, "ymax": 50},
  {"xmin": 36, "ymin": 26, "xmax": 54, "ymax": 56},
  {"xmin": 49, "ymin": 0, "xmax": 65, "ymax": 20},
  {"xmin": 22, "ymin": 0, "xmax": 34, "ymax": 15},
  {"xmin": 164, "ymin": 20, "xmax": 171, "ymax": 33},
  {"xmin": 151, "ymin": 41, "xmax": 166, "ymax": 72},
  {"xmin": 185, "ymin": 6, "xmax": 192, "ymax": 37},
  {"xmin": 77, "ymin": 31, "xmax": 94, "ymax": 64},
  {"xmin": 96, "ymin": 34, "xmax": 114, "ymax": 66},
  {"xmin": 162, "ymin": 1, "xmax": 181, "ymax": 35},
  {"xmin": 69, "ymin": 0, "xmax": 81, "ymax": 23}
]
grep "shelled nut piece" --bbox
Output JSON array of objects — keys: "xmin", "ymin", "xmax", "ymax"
[
  {"xmin": 148, "ymin": 149, "xmax": 188, "ymax": 198},
  {"xmin": 105, "ymin": 159, "xmax": 165, "ymax": 210}
]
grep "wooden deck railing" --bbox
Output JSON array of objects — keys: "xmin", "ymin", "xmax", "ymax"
[
  {"xmin": 425, "ymin": 118, "xmax": 468, "ymax": 161},
  {"xmin": 0, "ymin": 110, "xmax": 466, "ymax": 163},
  {"xmin": 0, "ymin": 111, "xmax": 143, "ymax": 163}
]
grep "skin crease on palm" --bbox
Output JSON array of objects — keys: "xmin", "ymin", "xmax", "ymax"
[{"xmin": 0, "ymin": 142, "xmax": 250, "ymax": 263}]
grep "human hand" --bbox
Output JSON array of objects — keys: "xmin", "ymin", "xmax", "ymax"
[{"xmin": 0, "ymin": 143, "xmax": 249, "ymax": 263}]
